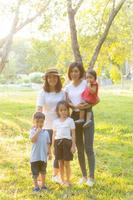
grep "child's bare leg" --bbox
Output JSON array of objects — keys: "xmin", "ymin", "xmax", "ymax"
[
  {"xmin": 53, "ymin": 167, "xmax": 59, "ymax": 176},
  {"xmin": 83, "ymin": 111, "xmax": 92, "ymax": 128},
  {"xmin": 86, "ymin": 112, "xmax": 91, "ymax": 121},
  {"xmin": 80, "ymin": 110, "xmax": 85, "ymax": 120},
  {"xmin": 64, "ymin": 161, "xmax": 71, "ymax": 185},
  {"xmin": 33, "ymin": 177, "xmax": 39, "ymax": 188},
  {"xmin": 75, "ymin": 110, "xmax": 85, "ymax": 124},
  {"xmin": 59, "ymin": 160, "xmax": 64, "ymax": 182},
  {"xmin": 40, "ymin": 174, "xmax": 46, "ymax": 187}
]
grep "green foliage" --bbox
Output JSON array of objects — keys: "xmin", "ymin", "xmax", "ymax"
[
  {"xmin": 1, "ymin": 0, "xmax": 132, "ymax": 84},
  {"xmin": 27, "ymin": 39, "xmax": 59, "ymax": 72},
  {"xmin": 29, "ymin": 72, "xmax": 43, "ymax": 83},
  {"xmin": 109, "ymin": 65, "xmax": 121, "ymax": 83},
  {"xmin": 0, "ymin": 74, "xmax": 7, "ymax": 84}
]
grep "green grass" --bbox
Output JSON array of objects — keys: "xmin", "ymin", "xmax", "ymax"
[{"xmin": 0, "ymin": 90, "xmax": 133, "ymax": 200}]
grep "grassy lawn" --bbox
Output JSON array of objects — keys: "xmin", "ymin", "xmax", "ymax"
[{"xmin": 0, "ymin": 89, "xmax": 133, "ymax": 200}]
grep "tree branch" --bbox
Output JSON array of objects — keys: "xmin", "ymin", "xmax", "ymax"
[
  {"xmin": 67, "ymin": 0, "xmax": 83, "ymax": 63},
  {"xmin": 74, "ymin": 0, "xmax": 84, "ymax": 14},
  {"xmin": 97, "ymin": 0, "xmax": 112, "ymax": 36},
  {"xmin": 89, "ymin": 0, "xmax": 126, "ymax": 69},
  {"xmin": 0, "ymin": 0, "xmax": 51, "ymax": 49}
]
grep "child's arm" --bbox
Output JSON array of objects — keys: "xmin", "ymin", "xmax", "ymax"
[
  {"xmin": 30, "ymin": 128, "xmax": 41, "ymax": 143},
  {"xmin": 71, "ymin": 129, "xmax": 76, "ymax": 153},
  {"xmin": 48, "ymin": 144, "xmax": 52, "ymax": 160},
  {"xmin": 88, "ymin": 84, "xmax": 97, "ymax": 94}
]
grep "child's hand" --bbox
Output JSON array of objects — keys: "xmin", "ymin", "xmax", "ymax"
[
  {"xmin": 36, "ymin": 127, "xmax": 42, "ymax": 133},
  {"xmin": 87, "ymin": 82, "xmax": 91, "ymax": 87},
  {"xmin": 71, "ymin": 144, "xmax": 76, "ymax": 154}
]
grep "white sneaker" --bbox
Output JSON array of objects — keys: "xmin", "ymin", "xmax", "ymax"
[
  {"xmin": 83, "ymin": 120, "xmax": 92, "ymax": 128},
  {"xmin": 78, "ymin": 177, "xmax": 87, "ymax": 185},
  {"xmin": 75, "ymin": 119, "xmax": 85, "ymax": 124},
  {"xmin": 52, "ymin": 175, "xmax": 62, "ymax": 184},
  {"xmin": 86, "ymin": 178, "xmax": 95, "ymax": 187}
]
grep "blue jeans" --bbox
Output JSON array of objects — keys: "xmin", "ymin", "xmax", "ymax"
[
  {"xmin": 46, "ymin": 129, "xmax": 59, "ymax": 169},
  {"xmin": 71, "ymin": 111, "xmax": 95, "ymax": 178}
]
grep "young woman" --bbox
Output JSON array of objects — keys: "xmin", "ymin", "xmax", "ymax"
[
  {"xmin": 65, "ymin": 62, "xmax": 95, "ymax": 187},
  {"xmin": 36, "ymin": 68, "xmax": 66, "ymax": 184}
]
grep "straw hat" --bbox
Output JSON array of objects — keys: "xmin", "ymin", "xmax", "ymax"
[{"xmin": 42, "ymin": 68, "xmax": 61, "ymax": 80}]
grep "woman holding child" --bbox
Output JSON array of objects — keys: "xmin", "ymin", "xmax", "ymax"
[{"xmin": 65, "ymin": 62, "xmax": 96, "ymax": 187}]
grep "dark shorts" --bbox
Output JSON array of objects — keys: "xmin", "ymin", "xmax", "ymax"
[
  {"xmin": 31, "ymin": 161, "xmax": 47, "ymax": 179},
  {"xmin": 54, "ymin": 139, "xmax": 73, "ymax": 161}
]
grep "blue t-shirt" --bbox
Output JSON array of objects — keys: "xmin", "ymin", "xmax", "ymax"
[{"xmin": 29, "ymin": 128, "xmax": 50, "ymax": 163}]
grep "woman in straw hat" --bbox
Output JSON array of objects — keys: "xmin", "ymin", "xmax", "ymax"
[{"xmin": 36, "ymin": 68, "xmax": 66, "ymax": 184}]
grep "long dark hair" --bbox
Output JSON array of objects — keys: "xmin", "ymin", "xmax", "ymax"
[
  {"xmin": 43, "ymin": 75, "xmax": 62, "ymax": 93},
  {"xmin": 68, "ymin": 62, "xmax": 85, "ymax": 80}
]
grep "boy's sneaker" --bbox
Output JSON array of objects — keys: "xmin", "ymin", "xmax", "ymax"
[
  {"xmin": 83, "ymin": 120, "xmax": 92, "ymax": 128},
  {"xmin": 41, "ymin": 185, "xmax": 48, "ymax": 191},
  {"xmin": 78, "ymin": 177, "xmax": 87, "ymax": 185},
  {"xmin": 32, "ymin": 187, "xmax": 40, "ymax": 193},
  {"xmin": 52, "ymin": 175, "xmax": 62, "ymax": 184},
  {"xmin": 86, "ymin": 178, "xmax": 95, "ymax": 187},
  {"xmin": 75, "ymin": 119, "xmax": 85, "ymax": 124}
]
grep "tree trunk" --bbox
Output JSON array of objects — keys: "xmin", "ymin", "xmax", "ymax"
[
  {"xmin": 0, "ymin": 0, "xmax": 21, "ymax": 73},
  {"xmin": 67, "ymin": 0, "xmax": 83, "ymax": 64}
]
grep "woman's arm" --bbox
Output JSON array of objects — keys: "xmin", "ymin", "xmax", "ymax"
[
  {"xmin": 52, "ymin": 130, "xmax": 56, "ymax": 146},
  {"xmin": 30, "ymin": 128, "xmax": 41, "ymax": 143},
  {"xmin": 52, "ymin": 130, "xmax": 56, "ymax": 155},
  {"xmin": 65, "ymin": 92, "xmax": 81, "ymax": 109},
  {"xmin": 66, "ymin": 92, "xmax": 76, "ymax": 109},
  {"xmin": 79, "ymin": 98, "xmax": 100, "ymax": 110},
  {"xmin": 77, "ymin": 102, "xmax": 92, "ymax": 110},
  {"xmin": 48, "ymin": 144, "xmax": 52, "ymax": 160}
]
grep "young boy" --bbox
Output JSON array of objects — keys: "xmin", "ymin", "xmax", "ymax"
[{"xmin": 29, "ymin": 112, "xmax": 51, "ymax": 193}]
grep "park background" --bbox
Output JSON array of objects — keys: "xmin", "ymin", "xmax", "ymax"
[{"xmin": 0, "ymin": 0, "xmax": 133, "ymax": 199}]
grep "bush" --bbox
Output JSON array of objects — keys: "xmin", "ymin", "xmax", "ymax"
[
  {"xmin": 0, "ymin": 75, "xmax": 8, "ymax": 84},
  {"xmin": 29, "ymin": 72, "xmax": 44, "ymax": 83}
]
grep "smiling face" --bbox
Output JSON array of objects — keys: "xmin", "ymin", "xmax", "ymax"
[
  {"xmin": 46, "ymin": 74, "xmax": 58, "ymax": 89},
  {"xmin": 69, "ymin": 67, "xmax": 81, "ymax": 81},
  {"xmin": 57, "ymin": 104, "xmax": 69, "ymax": 119}
]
